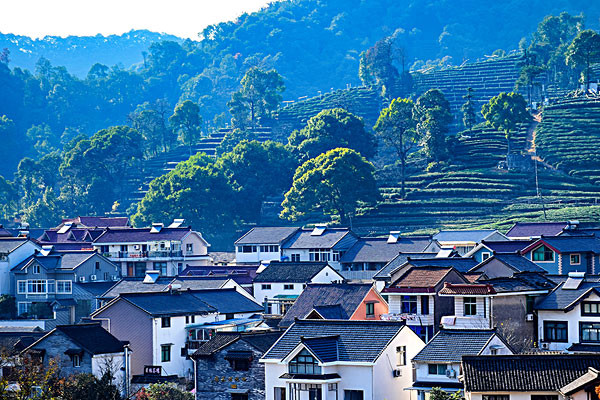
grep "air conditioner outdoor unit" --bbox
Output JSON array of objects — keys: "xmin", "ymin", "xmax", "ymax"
[
  {"xmin": 112, "ymin": 275, "xmax": 120, "ymax": 281},
  {"xmin": 90, "ymin": 275, "xmax": 97, "ymax": 281},
  {"xmin": 79, "ymin": 277, "xmax": 86, "ymax": 283},
  {"xmin": 541, "ymin": 342, "xmax": 549, "ymax": 350},
  {"xmin": 526, "ymin": 314, "xmax": 534, "ymax": 321},
  {"xmin": 393, "ymin": 369, "xmax": 402, "ymax": 378},
  {"xmin": 446, "ymin": 368, "xmax": 457, "ymax": 379},
  {"xmin": 133, "ymin": 245, "xmax": 140, "ymax": 250}
]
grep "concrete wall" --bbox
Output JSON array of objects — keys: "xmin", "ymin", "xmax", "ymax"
[
  {"xmin": 29, "ymin": 330, "xmax": 93, "ymax": 376},
  {"xmin": 473, "ymin": 258, "xmax": 518, "ymax": 278},
  {"xmin": 492, "ymin": 294, "xmax": 536, "ymax": 350},
  {"xmin": 3, "ymin": 241, "xmax": 39, "ymax": 295}
]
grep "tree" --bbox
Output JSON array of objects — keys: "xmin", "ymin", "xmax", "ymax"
[
  {"xmin": 461, "ymin": 87, "xmax": 477, "ymax": 132},
  {"xmin": 228, "ymin": 67, "xmax": 284, "ymax": 129},
  {"xmin": 56, "ymin": 372, "xmax": 121, "ymax": 400},
  {"xmin": 217, "ymin": 140, "xmax": 297, "ymax": 221},
  {"xmin": 288, "ymin": 108, "xmax": 376, "ymax": 160},
  {"xmin": 215, "ymin": 128, "xmax": 253, "ymax": 156},
  {"xmin": 130, "ymin": 100, "xmax": 173, "ymax": 156},
  {"xmin": 0, "ymin": 176, "xmax": 17, "ymax": 223},
  {"xmin": 413, "ymin": 89, "xmax": 453, "ymax": 163},
  {"xmin": 169, "ymin": 100, "xmax": 202, "ymax": 155},
  {"xmin": 515, "ymin": 64, "xmax": 546, "ymax": 105},
  {"xmin": 359, "ymin": 36, "xmax": 401, "ymax": 98},
  {"xmin": 136, "ymin": 383, "xmax": 192, "ymax": 400},
  {"xmin": 281, "ymin": 148, "xmax": 378, "ymax": 224},
  {"xmin": 25, "ymin": 124, "xmax": 59, "ymax": 158},
  {"xmin": 373, "ymin": 98, "xmax": 417, "ymax": 198},
  {"xmin": 482, "ymin": 92, "xmax": 530, "ymax": 161},
  {"xmin": 430, "ymin": 387, "xmax": 462, "ymax": 400},
  {"xmin": 566, "ymin": 30, "xmax": 600, "ymax": 90}
]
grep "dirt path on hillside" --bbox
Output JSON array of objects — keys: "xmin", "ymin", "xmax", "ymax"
[{"xmin": 526, "ymin": 112, "xmax": 557, "ymax": 170}]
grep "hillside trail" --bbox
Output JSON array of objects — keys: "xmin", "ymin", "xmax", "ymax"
[{"xmin": 525, "ymin": 111, "xmax": 557, "ymax": 171}]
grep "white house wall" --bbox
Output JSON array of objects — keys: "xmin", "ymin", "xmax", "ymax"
[{"xmin": 4, "ymin": 241, "xmax": 39, "ymax": 295}]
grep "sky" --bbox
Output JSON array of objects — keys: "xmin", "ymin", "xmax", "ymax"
[{"xmin": 0, "ymin": 0, "xmax": 276, "ymax": 40}]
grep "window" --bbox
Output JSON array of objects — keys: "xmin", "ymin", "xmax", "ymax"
[
  {"xmin": 260, "ymin": 245, "xmax": 279, "ymax": 253},
  {"xmin": 226, "ymin": 313, "xmax": 235, "ymax": 320},
  {"xmin": 95, "ymin": 262, "xmax": 100, "ymax": 270},
  {"xmin": 274, "ymin": 388, "xmax": 286, "ymax": 400},
  {"xmin": 309, "ymin": 249, "xmax": 330, "ymax": 262},
  {"xmin": 47, "ymin": 280, "xmax": 55, "ymax": 293},
  {"xmin": 284, "ymin": 284, "xmax": 294, "ymax": 290},
  {"xmin": 104, "ymin": 272, "xmax": 109, "ymax": 281},
  {"xmin": 582, "ymin": 302, "xmax": 600, "ymax": 315},
  {"xmin": 231, "ymin": 394, "xmax": 248, "ymax": 400},
  {"xmin": 570, "ymin": 254, "xmax": 581, "ymax": 265},
  {"xmin": 72, "ymin": 354, "xmax": 81, "ymax": 368},
  {"xmin": 32, "ymin": 264, "xmax": 40, "ymax": 274},
  {"xmin": 365, "ymin": 302, "xmax": 375, "ymax": 317},
  {"xmin": 532, "ymin": 245, "xmax": 554, "ymax": 262},
  {"xmin": 291, "ymin": 254, "xmax": 301, "ymax": 262},
  {"xmin": 482, "ymin": 396, "xmax": 509, "ymax": 400},
  {"xmin": 18, "ymin": 302, "xmax": 31, "ymax": 315},
  {"xmin": 160, "ymin": 345, "xmax": 171, "ymax": 362},
  {"xmin": 154, "ymin": 262, "xmax": 167, "ymax": 276},
  {"xmin": 481, "ymin": 252, "xmax": 491, "ymax": 261},
  {"xmin": 526, "ymin": 295, "xmax": 535, "ymax": 314},
  {"xmin": 161, "ymin": 317, "xmax": 171, "ymax": 328},
  {"xmin": 239, "ymin": 245, "xmax": 257, "ymax": 253},
  {"xmin": 344, "ymin": 390, "xmax": 364, "ymax": 400},
  {"xmin": 581, "ymin": 322, "xmax": 600, "ymax": 343},
  {"xmin": 186, "ymin": 243, "xmax": 193, "ymax": 253},
  {"xmin": 17, "ymin": 281, "xmax": 26, "ymax": 294},
  {"xmin": 120, "ymin": 245, "xmax": 127, "ymax": 252},
  {"xmin": 421, "ymin": 296, "xmax": 430, "ymax": 315},
  {"xmin": 289, "ymin": 349, "xmax": 321, "ymax": 375},
  {"xmin": 332, "ymin": 251, "xmax": 340, "ymax": 262},
  {"xmin": 464, "ymin": 297, "xmax": 477, "ymax": 316},
  {"xmin": 230, "ymin": 358, "xmax": 250, "ymax": 371},
  {"xmin": 27, "ymin": 280, "xmax": 46, "ymax": 294},
  {"xmin": 261, "ymin": 284, "xmax": 272, "ymax": 290},
  {"xmin": 100, "ymin": 245, "xmax": 109, "ymax": 254},
  {"xmin": 428, "ymin": 364, "xmax": 447, "ymax": 375},
  {"xmin": 56, "ymin": 281, "xmax": 72, "ymax": 294},
  {"xmin": 396, "ymin": 346, "xmax": 406, "ymax": 366},
  {"xmin": 544, "ymin": 321, "xmax": 568, "ymax": 342},
  {"xmin": 401, "ymin": 296, "xmax": 417, "ymax": 314}
]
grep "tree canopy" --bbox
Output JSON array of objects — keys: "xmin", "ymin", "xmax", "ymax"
[
  {"xmin": 565, "ymin": 30, "xmax": 600, "ymax": 89},
  {"xmin": 413, "ymin": 89, "xmax": 453, "ymax": 164},
  {"xmin": 482, "ymin": 92, "xmax": 530, "ymax": 156}
]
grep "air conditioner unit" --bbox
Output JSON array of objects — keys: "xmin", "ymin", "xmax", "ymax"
[
  {"xmin": 446, "ymin": 368, "xmax": 457, "ymax": 379},
  {"xmin": 133, "ymin": 245, "xmax": 140, "ymax": 250},
  {"xmin": 112, "ymin": 275, "xmax": 120, "ymax": 281},
  {"xmin": 79, "ymin": 277, "xmax": 86, "ymax": 283},
  {"xmin": 526, "ymin": 314, "xmax": 534, "ymax": 321},
  {"xmin": 90, "ymin": 275, "xmax": 97, "ymax": 281},
  {"xmin": 393, "ymin": 369, "xmax": 402, "ymax": 378},
  {"xmin": 541, "ymin": 342, "xmax": 550, "ymax": 350}
]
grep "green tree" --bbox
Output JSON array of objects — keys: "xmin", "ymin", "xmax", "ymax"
[
  {"xmin": 566, "ymin": 30, "xmax": 600, "ymax": 90},
  {"xmin": 216, "ymin": 128, "xmax": 253, "ymax": 156},
  {"xmin": 169, "ymin": 100, "xmax": 202, "ymax": 155},
  {"xmin": 57, "ymin": 372, "xmax": 121, "ymax": 400},
  {"xmin": 288, "ymin": 108, "xmax": 376, "ymax": 160},
  {"xmin": 515, "ymin": 64, "xmax": 546, "ymax": 105},
  {"xmin": 461, "ymin": 87, "xmax": 477, "ymax": 132},
  {"xmin": 481, "ymin": 92, "xmax": 530, "ymax": 160},
  {"xmin": 25, "ymin": 124, "xmax": 59, "ymax": 158},
  {"xmin": 130, "ymin": 100, "xmax": 172, "ymax": 156},
  {"xmin": 373, "ymin": 98, "xmax": 417, "ymax": 198},
  {"xmin": 228, "ymin": 67, "xmax": 285, "ymax": 130},
  {"xmin": 359, "ymin": 36, "xmax": 400, "ymax": 98},
  {"xmin": 136, "ymin": 383, "xmax": 192, "ymax": 400},
  {"xmin": 217, "ymin": 140, "xmax": 297, "ymax": 221},
  {"xmin": 281, "ymin": 148, "xmax": 378, "ymax": 224},
  {"xmin": 413, "ymin": 89, "xmax": 453, "ymax": 163},
  {"xmin": 430, "ymin": 387, "xmax": 462, "ymax": 400},
  {"xmin": 0, "ymin": 176, "xmax": 17, "ymax": 223}
]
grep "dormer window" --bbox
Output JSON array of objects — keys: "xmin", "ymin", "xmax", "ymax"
[
  {"xmin": 532, "ymin": 245, "xmax": 554, "ymax": 262},
  {"xmin": 32, "ymin": 265, "xmax": 40, "ymax": 275},
  {"xmin": 289, "ymin": 349, "xmax": 321, "ymax": 375},
  {"xmin": 464, "ymin": 297, "xmax": 477, "ymax": 316}
]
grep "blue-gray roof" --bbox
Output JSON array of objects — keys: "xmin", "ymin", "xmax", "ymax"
[
  {"xmin": 262, "ymin": 319, "xmax": 406, "ymax": 362},
  {"xmin": 302, "ymin": 336, "xmax": 339, "ymax": 362},
  {"xmin": 253, "ymin": 262, "xmax": 340, "ymax": 283},
  {"xmin": 412, "ymin": 329, "xmax": 498, "ymax": 362},
  {"xmin": 433, "ymin": 230, "xmax": 498, "ymax": 242},
  {"xmin": 387, "ymin": 257, "xmax": 478, "ymax": 277},
  {"xmin": 283, "ymin": 228, "xmax": 354, "ymax": 249},
  {"xmin": 480, "ymin": 272, "xmax": 556, "ymax": 293},
  {"xmin": 473, "ymin": 254, "xmax": 547, "ymax": 274},
  {"xmin": 27, "ymin": 323, "xmax": 126, "ymax": 356},
  {"xmin": 534, "ymin": 236, "xmax": 600, "ymax": 253},
  {"xmin": 373, "ymin": 253, "xmax": 439, "ymax": 280},
  {"xmin": 0, "ymin": 238, "xmax": 30, "ymax": 254},
  {"xmin": 536, "ymin": 282, "xmax": 600, "ymax": 311},
  {"xmin": 340, "ymin": 237, "xmax": 433, "ymax": 263},
  {"xmin": 235, "ymin": 227, "xmax": 300, "ymax": 245}
]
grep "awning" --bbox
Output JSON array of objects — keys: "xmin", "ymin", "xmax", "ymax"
[
  {"xmin": 273, "ymin": 295, "xmax": 299, "ymax": 300},
  {"xmin": 407, "ymin": 381, "xmax": 464, "ymax": 391},
  {"xmin": 225, "ymin": 350, "xmax": 253, "ymax": 360},
  {"xmin": 280, "ymin": 373, "xmax": 341, "ymax": 382},
  {"xmin": 226, "ymin": 389, "xmax": 249, "ymax": 394},
  {"xmin": 64, "ymin": 348, "xmax": 84, "ymax": 356}
]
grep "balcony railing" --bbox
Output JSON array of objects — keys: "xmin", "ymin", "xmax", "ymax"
[{"xmin": 102, "ymin": 251, "xmax": 184, "ymax": 259}]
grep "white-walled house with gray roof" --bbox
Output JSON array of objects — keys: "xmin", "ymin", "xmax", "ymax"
[
  {"xmin": 0, "ymin": 238, "xmax": 40, "ymax": 295},
  {"xmin": 261, "ymin": 319, "xmax": 425, "ymax": 400},
  {"xmin": 234, "ymin": 226, "xmax": 300, "ymax": 264},
  {"xmin": 433, "ymin": 230, "xmax": 508, "ymax": 255}
]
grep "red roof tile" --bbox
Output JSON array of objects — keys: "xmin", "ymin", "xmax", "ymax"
[{"xmin": 439, "ymin": 282, "xmax": 496, "ymax": 295}]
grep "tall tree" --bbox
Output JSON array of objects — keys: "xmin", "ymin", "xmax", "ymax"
[
  {"xmin": 566, "ymin": 30, "xmax": 600, "ymax": 90},
  {"xmin": 228, "ymin": 67, "xmax": 284, "ymax": 130},
  {"xmin": 359, "ymin": 36, "xmax": 401, "ymax": 98},
  {"xmin": 461, "ymin": 87, "xmax": 477, "ymax": 132},
  {"xmin": 481, "ymin": 92, "xmax": 530, "ymax": 161},
  {"xmin": 288, "ymin": 108, "xmax": 376, "ymax": 161},
  {"xmin": 515, "ymin": 64, "xmax": 546, "ymax": 105},
  {"xmin": 413, "ymin": 89, "xmax": 453, "ymax": 163},
  {"xmin": 169, "ymin": 100, "xmax": 203, "ymax": 155},
  {"xmin": 281, "ymin": 148, "xmax": 379, "ymax": 224},
  {"xmin": 373, "ymin": 98, "xmax": 417, "ymax": 198}
]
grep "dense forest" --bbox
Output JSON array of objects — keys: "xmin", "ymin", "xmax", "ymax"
[{"xmin": 1, "ymin": 0, "xmax": 600, "ymax": 247}]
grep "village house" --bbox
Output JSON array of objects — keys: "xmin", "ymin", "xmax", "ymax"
[
  {"xmin": 0, "ymin": 237, "xmax": 40, "ymax": 295},
  {"xmin": 261, "ymin": 319, "xmax": 425, "ymax": 400},
  {"xmin": 409, "ymin": 329, "xmax": 513, "ymax": 399},
  {"xmin": 382, "ymin": 267, "xmax": 469, "ymax": 342},
  {"xmin": 234, "ymin": 227, "xmax": 300, "ymax": 264},
  {"xmin": 467, "ymin": 253, "xmax": 548, "ymax": 278},
  {"xmin": 465, "ymin": 241, "xmax": 533, "ymax": 263},
  {"xmin": 278, "ymin": 282, "xmax": 388, "ymax": 328},
  {"xmin": 520, "ymin": 236, "xmax": 600, "ymax": 275},
  {"xmin": 438, "ymin": 283, "xmax": 496, "ymax": 330},
  {"xmin": 338, "ymin": 233, "xmax": 439, "ymax": 280},
  {"xmin": 505, "ymin": 221, "xmax": 574, "ymax": 240},
  {"xmin": 386, "ymin": 258, "xmax": 480, "ymax": 286},
  {"xmin": 192, "ymin": 331, "xmax": 283, "ymax": 400},
  {"xmin": 253, "ymin": 261, "xmax": 344, "ymax": 316},
  {"xmin": 432, "ymin": 230, "xmax": 508, "ymax": 256},
  {"xmin": 372, "ymin": 253, "xmax": 440, "ymax": 290},
  {"xmin": 92, "ymin": 221, "xmax": 211, "ymax": 277},
  {"xmin": 91, "ymin": 288, "xmax": 263, "ymax": 379}
]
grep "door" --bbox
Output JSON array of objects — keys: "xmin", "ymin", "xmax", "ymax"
[{"xmin": 309, "ymin": 388, "xmax": 322, "ymax": 400}]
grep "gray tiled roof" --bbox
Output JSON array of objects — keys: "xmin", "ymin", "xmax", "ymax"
[
  {"xmin": 536, "ymin": 281, "xmax": 600, "ymax": 310},
  {"xmin": 340, "ymin": 237, "xmax": 432, "ymax": 263},
  {"xmin": 93, "ymin": 227, "xmax": 192, "ymax": 243},
  {"xmin": 433, "ymin": 230, "xmax": 497, "ymax": 242},
  {"xmin": 253, "ymin": 262, "xmax": 339, "ymax": 283},
  {"xmin": 462, "ymin": 354, "xmax": 600, "ymax": 392},
  {"xmin": 283, "ymin": 228, "xmax": 353, "ymax": 249},
  {"xmin": 394, "ymin": 257, "xmax": 479, "ymax": 275},
  {"xmin": 480, "ymin": 240, "xmax": 533, "ymax": 253},
  {"xmin": 235, "ymin": 227, "xmax": 300, "ymax": 245},
  {"xmin": 506, "ymin": 222, "xmax": 568, "ymax": 238},
  {"xmin": 0, "ymin": 238, "xmax": 29, "ymax": 254},
  {"xmin": 279, "ymin": 283, "xmax": 372, "ymax": 327},
  {"xmin": 100, "ymin": 277, "xmax": 229, "ymax": 299},
  {"xmin": 12, "ymin": 251, "xmax": 102, "ymax": 272},
  {"xmin": 480, "ymin": 272, "xmax": 556, "ymax": 293},
  {"xmin": 192, "ymin": 331, "xmax": 283, "ymax": 358},
  {"xmin": 262, "ymin": 319, "xmax": 405, "ymax": 362},
  {"xmin": 473, "ymin": 254, "xmax": 547, "ymax": 274},
  {"xmin": 534, "ymin": 236, "xmax": 600, "ymax": 253},
  {"xmin": 373, "ymin": 253, "xmax": 439, "ymax": 280},
  {"xmin": 27, "ymin": 323, "xmax": 125, "ymax": 356},
  {"xmin": 413, "ymin": 329, "xmax": 497, "ymax": 362}
]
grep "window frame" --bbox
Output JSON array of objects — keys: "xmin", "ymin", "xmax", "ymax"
[
  {"xmin": 161, "ymin": 317, "xmax": 171, "ymax": 328},
  {"xmin": 344, "ymin": 390, "xmax": 364, "ymax": 400},
  {"xmin": 365, "ymin": 302, "xmax": 375, "ymax": 317},
  {"xmin": 261, "ymin": 284, "xmax": 272, "ymax": 290},
  {"xmin": 283, "ymin": 284, "xmax": 294, "ymax": 290},
  {"xmin": 532, "ymin": 245, "xmax": 554, "ymax": 262},
  {"xmin": 580, "ymin": 322, "xmax": 600, "ymax": 343},
  {"xmin": 481, "ymin": 252, "xmax": 491, "ymax": 261},
  {"xmin": 291, "ymin": 254, "xmax": 301, "ymax": 262},
  {"xmin": 160, "ymin": 344, "xmax": 171, "ymax": 362},
  {"xmin": 582, "ymin": 302, "xmax": 600, "ymax": 316},
  {"xmin": 396, "ymin": 346, "xmax": 406, "ymax": 366},
  {"xmin": 464, "ymin": 297, "xmax": 477, "ymax": 316},
  {"xmin": 56, "ymin": 280, "xmax": 72, "ymax": 294},
  {"xmin": 289, "ymin": 349, "xmax": 321, "ymax": 375},
  {"xmin": 428, "ymin": 364, "xmax": 447, "ymax": 375},
  {"xmin": 17, "ymin": 281, "xmax": 26, "ymax": 294},
  {"xmin": 32, "ymin": 264, "xmax": 41, "ymax": 275},
  {"xmin": 543, "ymin": 321, "xmax": 568, "ymax": 343},
  {"xmin": 72, "ymin": 354, "xmax": 81, "ymax": 368},
  {"xmin": 570, "ymin": 253, "xmax": 581, "ymax": 265},
  {"xmin": 421, "ymin": 296, "xmax": 430, "ymax": 315},
  {"xmin": 401, "ymin": 295, "xmax": 418, "ymax": 314},
  {"xmin": 482, "ymin": 396, "xmax": 509, "ymax": 400}
]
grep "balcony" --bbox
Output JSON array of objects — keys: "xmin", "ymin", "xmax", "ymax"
[
  {"xmin": 381, "ymin": 313, "xmax": 434, "ymax": 326},
  {"xmin": 103, "ymin": 250, "xmax": 184, "ymax": 260},
  {"xmin": 441, "ymin": 315, "xmax": 491, "ymax": 330}
]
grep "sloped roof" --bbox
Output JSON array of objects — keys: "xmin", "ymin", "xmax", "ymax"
[
  {"xmin": 433, "ymin": 230, "xmax": 498, "ymax": 243},
  {"xmin": 262, "ymin": 319, "xmax": 405, "ymax": 363},
  {"xmin": 400, "ymin": 258, "xmax": 479, "ymax": 274},
  {"xmin": 506, "ymin": 222, "xmax": 569, "ymax": 238},
  {"xmin": 93, "ymin": 227, "xmax": 194, "ymax": 243},
  {"xmin": 235, "ymin": 227, "xmax": 300, "ymax": 245},
  {"xmin": 193, "ymin": 331, "xmax": 283, "ymax": 358},
  {"xmin": 302, "ymin": 335, "xmax": 339, "ymax": 362},
  {"xmin": 462, "ymin": 354, "xmax": 600, "ymax": 392},
  {"xmin": 384, "ymin": 268, "xmax": 455, "ymax": 293},
  {"xmin": 0, "ymin": 238, "xmax": 30, "ymax": 254},
  {"xmin": 522, "ymin": 236, "xmax": 600, "ymax": 254},
  {"xmin": 26, "ymin": 323, "xmax": 125, "ymax": 356},
  {"xmin": 38, "ymin": 228, "xmax": 104, "ymax": 244},
  {"xmin": 373, "ymin": 253, "xmax": 439, "ymax": 280},
  {"xmin": 439, "ymin": 283, "xmax": 496, "ymax": 296},
  {"xmin": 536, "ymin": 281, "xmax": 600, "ymax": 311},
  {"xmin": 279, "ymin": 283, "xmax": 373, "ymax": 327},
  {"xmin": 560, "ymin": 367, "xmax": 600, "ymax": 396},
  {"xmin": 60, "ymin": 216, "xmax": 130, "ymax": 228},
  {"xmin": 479, "ymin": 240, "xmax": 533, "ymax": 253},
  {"xmin": 340, "ymin": 237, "xmax": 433, "ymax": 263},
  {"xmin": 73, "ymin": 282, "xmax": 118, "ymax": 299},
  {"xmin": 472, "ymin": 254, "xmax": 547, "ymax": 274},
  {"xmin": 253, "ymin": 262, "xmax": 339, "ymax": 283},
  {"xmin": 12, "ymin": 251, "xmax": 105, "ymax": 272},
  {"xmin": 480, "ymin": 273, "xmax": 556, "ymax": 293},
  {"xmin": 413, "ymin": 329, "xmax": 498, "ymax": 362},
  {"xmin": 100, "ymin": 276, "xmax": 229, "ymax": 299},
  {"xmin": 282, "ymin": 228, "xmax": 353, "ymax": 249}
]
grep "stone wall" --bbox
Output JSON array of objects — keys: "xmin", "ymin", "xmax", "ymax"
[{"xmin": 29, "ymin": 330, "xmax": 93, "ymax": 377}]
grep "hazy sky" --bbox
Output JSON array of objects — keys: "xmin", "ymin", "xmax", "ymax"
[{"xmin": 1, "ymin": 0, "xmax": 276, "ymax": 39}]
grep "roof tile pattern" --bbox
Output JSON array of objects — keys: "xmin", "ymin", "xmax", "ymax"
[{"xmin": 413, "ymin": 329, "xmax": 497, "ymax": 362}]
